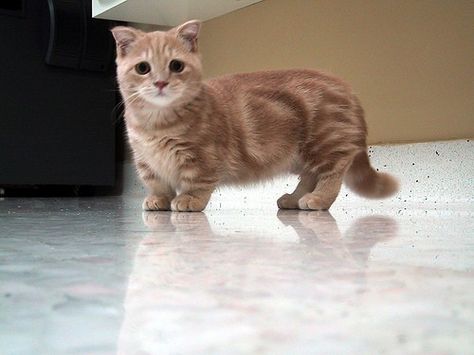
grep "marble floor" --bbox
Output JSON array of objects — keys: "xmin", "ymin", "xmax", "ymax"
[
  {"xmin": 1, "ymin": 195, "xmax": 473, "ymax": 355},
  {"xmin": 1, "ymin": 135, "xmax": 473, "ymax": 355}
]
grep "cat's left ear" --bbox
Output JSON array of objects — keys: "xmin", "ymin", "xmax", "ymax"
[{"xmin": 174, "ymin": 20, "xmax": 201, "ymax": 52}]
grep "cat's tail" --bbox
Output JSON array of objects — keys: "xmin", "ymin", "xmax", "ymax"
[{"xmin": 344, "ymin": 150, "xmax": 399, "ymax": 199}]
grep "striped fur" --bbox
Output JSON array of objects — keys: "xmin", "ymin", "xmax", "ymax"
[{"xmin": 112, "ymin": 21, "xmax": 398, "ymax": 212}]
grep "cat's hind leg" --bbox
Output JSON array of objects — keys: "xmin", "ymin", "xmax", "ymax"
[
  {"xmin": 298, "ymin": 172, "xmax": 344, "ymax": 210},
  {"xmin": 297, "ymin": 153, "xmax": 355, "ymax": 210},
  {"xmin": 277, "ymin": 174, "xmax": 318, "ymax": 209}
]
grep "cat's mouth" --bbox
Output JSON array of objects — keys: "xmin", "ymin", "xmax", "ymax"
[
  {"xmin": 140, "ymin": 87, "xmax": 178, "ymax": 107},
  {"xmin": 154, "ymin": 87, "xmax": 172, "ymax": 99}
]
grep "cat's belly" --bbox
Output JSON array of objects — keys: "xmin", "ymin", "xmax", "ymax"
[
  {"xmin": 131, "ymin": 131, "xmax": 302, "ymax": 188},
  {"xmin": 222, "ymin": 149, "xmax": 302, "ymax": 185}
]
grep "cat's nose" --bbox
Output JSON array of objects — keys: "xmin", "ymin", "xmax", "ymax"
[{"xmin": 154, "ymin": 81, "xmax": 169, "ymax": 90}]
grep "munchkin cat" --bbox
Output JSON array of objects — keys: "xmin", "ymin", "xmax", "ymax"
[{"xmin": 112, "ymin": 20, "xmax": 398, "ymax": 212}]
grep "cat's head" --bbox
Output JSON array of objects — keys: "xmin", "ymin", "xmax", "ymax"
[{"xmin": 111, "ymin": 20, "xmax": 203, "ymax": 109}]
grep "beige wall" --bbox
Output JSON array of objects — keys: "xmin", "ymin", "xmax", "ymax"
[{"xmin": 199, "ymin": 0, "xmax": 474, "ymax": 144}]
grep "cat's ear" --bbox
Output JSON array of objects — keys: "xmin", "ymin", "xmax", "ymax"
[
  {"xmin": 111, "ymin": 26, "xmax": 142, "ymax": 57},
  {"xmin": 173, "ymin": 20, "xmax": 201, "ymax": 52}
]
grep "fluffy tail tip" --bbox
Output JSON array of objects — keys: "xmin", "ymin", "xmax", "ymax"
[
  {"xmin": 345, "ymin": 151, "xmax": 399, "ymax": 199},
  {"xmin": 346, "ymin": 171, "xmax": 399, "ymax": 199},
  {"xmin": 370, "ymin": 172, "xmax": 399, "ymax": 198}
]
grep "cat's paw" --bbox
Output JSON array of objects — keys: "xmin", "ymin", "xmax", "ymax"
[
  {"xmin": 171, "ymin": 194, "xmax": 206, "ymax": 212},
  {"xmin": 142, "ymin": 195, "xmax": 172, "ymax": 211},
  {"xmin": 298, "ymin": 193, "xmax": 331, "ymax": 210},
  {"xmin": 277, "ymin": 193, "xmax": 299, "ymax": 209}
]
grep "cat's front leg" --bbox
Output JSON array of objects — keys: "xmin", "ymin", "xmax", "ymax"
[
  {"xmin": 143, "ymin": 194, "xmax": 175, "ymax": 211},
  {"xmin": 171, "ymin": 178, "xmax": 216, "ymax": 212},
  {"xmin": 136, "ymin": 161, "xmax": 176, "ymax": 211}
]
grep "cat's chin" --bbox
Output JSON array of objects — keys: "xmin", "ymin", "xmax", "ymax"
[{"xmin": 143, "ymin": 94, "xmax": 177, "ymax": 108}]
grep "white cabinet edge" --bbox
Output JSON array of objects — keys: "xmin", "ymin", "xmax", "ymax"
[
  {"xmin": 92, "ymin": 0, "xmax": 127, "ymax": 18},
  {"xmin": 92, "ymin": 0, "xmax": 263, "ymax": 26}
]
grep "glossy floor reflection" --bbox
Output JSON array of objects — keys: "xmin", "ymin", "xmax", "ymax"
[{"xmin": 1, "ymin": 197, "xmax": 473, "ymax": 354}]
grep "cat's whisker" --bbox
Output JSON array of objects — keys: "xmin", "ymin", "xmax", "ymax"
[{"xmin": 111, "ymin": 91, "xmax": 143, "ymax": 124}]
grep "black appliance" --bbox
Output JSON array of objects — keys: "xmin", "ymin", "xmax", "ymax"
[{"xmin": 0, "ymin": 0, "xmax": 118, "ymax": 195}]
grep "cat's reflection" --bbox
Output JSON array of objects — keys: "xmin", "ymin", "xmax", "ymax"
[
  {"xmin": 140, "ymin": 210, "xmax": 397, "ymax": 270},
  {"xmin": 118, "ymin": 210, "xmax": 397, "ymax": 354},
  {"xmin": 277, "ymin": 210, "xmax": 397, "ymax": 269},
  {"xmin": 141, "ymin": 210, "xmax": 210, "ymax": 233}
]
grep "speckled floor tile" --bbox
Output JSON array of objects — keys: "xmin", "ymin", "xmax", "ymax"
[{"xmin": 1, "ymin": 140, "xmax": 473, "ymax": 354}]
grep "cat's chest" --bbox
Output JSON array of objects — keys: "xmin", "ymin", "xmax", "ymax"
[{"xmin": 131, "ymin": 134, "xmax": 193, "ymax": 185}]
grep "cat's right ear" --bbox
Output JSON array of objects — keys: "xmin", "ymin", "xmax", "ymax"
[
  {"xmin": 111, "ymin": 27, "xmax": 142, "ymax": 57},
  {"xmin": 174, "ymin": 20, "xmax": 201, "ymax": 52}
]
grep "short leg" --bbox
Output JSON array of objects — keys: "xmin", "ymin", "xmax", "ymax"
[
  {"xmin": 298, "ymin": 172, "xmax": 344, "ymax": 210},
  {"xmin": 143, "ymin": 193, "xmax": 175, "ymax": 211},
  {"xmin": 171, "ymin": 188, "xmax": 214, "ymax": 212},
  {"xmin": 137, "ymin": 161, "xmax": 176, "ymax": 211},
  {"xmin": 277, "ymin": 174, "xmax": 318, "ymax": 209},
  {"xmin": 172, "ymin": 177, "xmax": 216, "ymax": 212}
]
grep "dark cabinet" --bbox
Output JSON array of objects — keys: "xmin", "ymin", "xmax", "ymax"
[{"xmin": 0, "ymin": 0, "xmax": 117, "ymax": 191}]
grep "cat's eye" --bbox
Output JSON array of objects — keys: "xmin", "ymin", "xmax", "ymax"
[
  {"xmin": 135, "ymin": 61, "xmax": 151, "ymax": 75},
  {"xmin": 169, "ymin": 59, "xmax": 185, "ymax": 73}
]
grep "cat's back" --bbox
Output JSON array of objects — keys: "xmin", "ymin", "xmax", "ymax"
[
  {"xmin": 204, "ymin": 69, "xmax": 355, "ymax": 128},
  {"xmin": 205, "ymin": 69, "xmax": 350, "ymax": 97}
]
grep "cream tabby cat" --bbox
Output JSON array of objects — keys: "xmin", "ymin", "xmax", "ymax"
[{"xmin": 112, "ymin": 20, "xmax": 398, "ymax": 212}]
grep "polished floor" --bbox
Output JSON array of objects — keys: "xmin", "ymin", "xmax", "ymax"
[{"xmin": 1, "ymin": 195, "xmax": 473, "ymax": 354}]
